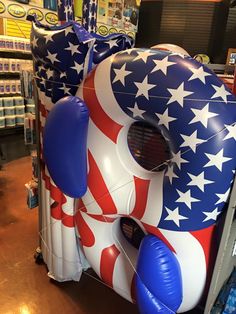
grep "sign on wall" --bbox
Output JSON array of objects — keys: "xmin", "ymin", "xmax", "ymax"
[
  {"xmin": 0, "ymin": 0, "xmax": 58, "ymax": 25},
  {"xmin": 97, "ymin": 0, "xmax": 140, "ymax": 33}
]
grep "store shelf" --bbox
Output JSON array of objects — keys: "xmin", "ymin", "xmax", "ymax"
[
  {"xmin": 0, "ymin": 125, "xmax": 24, "ymax": 136},
  {"xmin": 204, "ymin": 178, "xmax": 236, "ymax": 313},
  {"xmin": 0, "ymin": 51, "xmax": 32, "ymax": 59}
]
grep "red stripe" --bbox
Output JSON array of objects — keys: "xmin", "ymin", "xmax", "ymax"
[
  {"xmin": 75, "ymin": 211, "xmax": 95, "ymax": 247},
  {"xmin": 100, "ymin": 244, "xmax": 120, "ymax": 287},
  {"xmin": 88, "ymin": 150, "xmax": 117, "ymax": 215},
  {"xmin": 83, "ymin": 69, "xmax": 123, "ymax": 143},
  {"xmin": 142, "ymin": 223, "xmax": 176, "ymax": 253},
  {"xmin": 190, "ymin": 225, "xmax": 215, "ymax": 269},
  {"xmin": 131, "ymin": 177, "xmax": 150, "ymax": 219}
]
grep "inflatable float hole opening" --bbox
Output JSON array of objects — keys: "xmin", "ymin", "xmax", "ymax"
[
  {"xmin": 127, "ymin": 121, "xmax": 171, "ymax": 173},
  {"xmin": 120, "ymin": 217, "xmax": 146, "ymax": 250}
]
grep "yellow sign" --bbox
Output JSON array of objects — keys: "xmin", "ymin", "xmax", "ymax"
[
  {"xmin": 45, "ymin": 12, "xmax": 58, "ymax": 25},
  {"xmin": 109, "ymin": 27, "xmax": 118, "ymax": 34},
  {"xmin": 7, "ymin": 4, "xmax": 26, "ymax": 18},
  {"xmin": 0, "ymin": 1, "xmax": 6, "ymax": 14},
  {"xmin": 98, "ymin": 25, "xmax": 109, "ymax": 36},
  {"xmin": 27, "ymin": 8, "xmax": 44, "ymax": 22}
]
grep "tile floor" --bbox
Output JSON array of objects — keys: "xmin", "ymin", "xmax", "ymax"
[{"xmin": 0, "ymin": 156, "xmax": 201, "ymax": 314}]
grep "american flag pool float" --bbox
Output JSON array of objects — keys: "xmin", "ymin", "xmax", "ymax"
[
  {"xmin": 30, "ymin": 15, "xmax": 236, "ymax": 313},
  {"xmin": 75, "ymin": 48, "xmax": 236, "ymax": 312},
  {"xmin": 30, "ymin": 17, "xmax": 133, "ymax": 281}
]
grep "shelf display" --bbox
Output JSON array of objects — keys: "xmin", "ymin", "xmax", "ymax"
[{"xmin": 0, "ymin": 36, "xmax": 31, "ymax": 53}]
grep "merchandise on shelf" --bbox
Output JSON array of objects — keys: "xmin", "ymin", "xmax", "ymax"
[
  {"xmin": 0, "ymin": 117, "xmax": 5, "ymax": 128},
  {"xmin": 24, "ymin": 113, "xmax": 36, "ymax": 145},
  {"xmin": 0, "ymin": 36, "xmax": 31, "ymax": 53},
  {"xmin": 5, "ymin": 115, "xmax": 16, "ymax": 127},
  {"xmin": 0, "ymin": 58, "xmax": 33, "ymax": 73}
]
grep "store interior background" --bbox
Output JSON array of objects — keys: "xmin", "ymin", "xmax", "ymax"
[{"xmin": 0, "ymin": 0, "xmax": 236, "ymax": 314}]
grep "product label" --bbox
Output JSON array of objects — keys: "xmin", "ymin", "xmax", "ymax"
[
  {"xmin": 7, "ymin": 4, "xmax": 26, "ymax": 18},
  {"xmin": 0, "ymin": 1, "xmax": 6, "ymax": 14},
  {"xmin": 27, "ymin": 8, "xmax": 44, "ymax": 21},
  {"xmin": 45, "ymin": 12, "xmax": 58, "ymax": 25}
]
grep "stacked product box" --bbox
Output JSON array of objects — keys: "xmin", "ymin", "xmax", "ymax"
[
  {"xmin": 1, "ymin": 96, "xmax": 25, "ymax": 128},
  {"xmin": 0, "ymin": 36, "xmax": 31, "ymax": 53}
]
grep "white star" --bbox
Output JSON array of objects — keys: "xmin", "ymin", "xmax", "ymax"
[
  {"xmin": 189, "ymin": 103, "xmax": 218, "ymax": 128},
  {"xmin": 211, "ymin": 84, "xmax": 231, "ymax": 103},
  {"xmin": 134, "ymin": 76, "xmax": 155, "ymax": 100},
  {"xmin": 44, "ymin": 33, "xmax": 54, "ymax": 44},
  {"xmin": 112, "ymin": 64, "xmax": 132, "ymax": 86},
  {"xmin": 59, "ymin": 83, "xmax": 71, "ymax": 95},
  {"xmin": 180, "ymin": 130, "xmax": 205, "ymax": 153},
  {"xmin": 60, "ymin": 71, "xmax": 67, "ymax": 79},
  {"xmin": 46, "ymin": 51, "xmax": 59, "ymax": 64},
  {"xmin": 83, "ymin": 4, "xmax": 88, "ymax": 12},
  {"xmin": 215, "ymin": 188, "xmax": 230, "ymax": 205},
  {"xmin": 167, "ymin": 83, "xmax": 193, "ymax": 107},
  {"xmin": 89, "ymin": 11, "xmax": 94, "ymax": 20},
  {"xmin": 156, "ymin": 108, "xmax": 176, "ymax": 130},
  {"xmin": 46, "ymin": 68, "xmax": 53, "ymax": 79},
  {"xmin": 223, "ymin": 124, "xmax": 236, "ymax": 141},
  {"xmin": 71, "ymin": 61, "xmax": 84, "ymax": 74},
  {"xmin": 188, "ymin": 66, "xmax": 211, "ymax": 84},
  {"xmin": 64, "ymin": 5, "xmax": 70, "ymax": 16},
  {"xmin": 176, "ymin": 189, "xmax": 200, "ymax": 209},
  {"xmin": 68, "ymin": 5, "xmax": 73, "ymax": 14},
  {"xmin": 151, "ymin": 56, "xmax": 176, "ymax": 75},
  {"xmin": 133, "ymin": 50, "xmax": 156, "ymax": 63},
  {"xmin": 65, "ymin": 42, "xmax": 80, "ymax": 56},
  {"xmin": 187, "ymin": 171, "xmax": 214, "ymax": 192},
  {"xmin": 128, "ymin": 103, "xmax": 145, "ymax": 119},
  {"xmin": 106, "ymin": 40, "xmax": 119, "ymax": 50},
  {"xmin": 164, "ymin": 207, "xmax": 188, "ymax": 227},
  {"xmin": 165, "ymin": 165, "xmax": 178, "ymax": 184},
  {"xmin": 171, "ymin": 151, "xmax": 189, "ymax": 169},
  {"xmin": 204, "ymin": 149, "xmax": 232, "ymax": 171},
  {"xmin": 203, "ymin": 208, "xmax": 221, "ymax": 222},
  {"xmin": 31, "ymin": 36, "xmax": 38, "ymax": 49}
]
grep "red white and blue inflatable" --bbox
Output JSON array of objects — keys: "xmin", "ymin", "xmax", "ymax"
[{"xmin": 30, "ymin": 15, "xmax": 236, "ymax": 314}]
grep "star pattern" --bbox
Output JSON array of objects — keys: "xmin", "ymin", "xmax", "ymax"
[
  {"xmin": 128, "ymin": 103, "xmax": 145, "ymax": 119},
  {"xmin": 113, "ymin": 64, "xmax": 132, "ymax": 86},
  {"xmin": 211, "ymin": 84, "xmax": 231, "ymax": 103},
  {"xmin": 133, "ymin": 50, "xmax": 156, "ymax": 63},
  {"xmin": 180, "ymin": 130, "xmax": 205, "ymax": 153},
  {"xmin": 167, "ymin": 83, "xmax": 193, "ymax": 107},
  {"xmin": 188, "ymin": 66, "xmax": 211, "ymax": 84},
  {"xmin": 151, "ymin": 56, "xmax": 176, "ymax": 75},
  {"xmin": 203, "ymin": 208, "xmax": 221, "ymax": 222},
  {"xmin": 223, "ymin": 124, "xmax": 236, "ymax": 141},
  {"xmin": 189, "ymin": 103, "xmax": 218, "ymax": 128},
  {"xmin": 134, "ymin": 76, "xmax": 155, "ymax": 100},
  {"xmin": 215, "ymin": 188, "xmax": 230, "ymax": 205},
  {"xmin": 171, "ymin": 151, "xmax": 189, "ymax": 170},
  {"xmin": 164, "ymin": 207, "xmax": 188, "ymax": 227},
  {"xmin": 156, "ymin": 108, "xmax": 176, "ymax": 130},
  {"xmin": 204, "ymin": 149, "xmax": 232, "ymax": 171},
  {"xmin": 165, "ymin": 165, "xmax": 178, "ymax": 184},
  {"xmin": 108, "ymin": 48, "xmax": 236, "ymax": 231},
  {"xmin": 176, "ymin": 189, "xmax": 200, "ymax": 209},
  {"xmin": 187, "ymin": 171, "xmax": 214, "ymax": 192},
  {"xmin": 65, "ymin": 42, "xmax": 80, "ymax": 56}
]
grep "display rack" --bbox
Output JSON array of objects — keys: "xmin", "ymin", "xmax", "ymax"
[{"xmin": 204, "ymin": 178, "xmax": 236, "ymax": 313}]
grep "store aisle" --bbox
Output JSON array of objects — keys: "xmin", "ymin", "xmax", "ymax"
[{"xmin": 0, "ymin": 157, "xmax": 138, "ymax": 314}]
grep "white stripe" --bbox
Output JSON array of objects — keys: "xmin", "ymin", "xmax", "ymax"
[
  {"xmin": 160, "ymin": 229, "xmax": 206, "ymax": 313},
  {"xmin": 140, "ymin": 171, "xmax": 165, "ymax": 226},
  {"xmin": 86, "ymin": 120, "xmax": 135, "ymax": 215},
  {"xmin": 81, "ymin": 186, "xmax": 103, "ymax": 214},
  {"xmin": 80, "ymin": 212, "xmax": 115, "ymax": 277},
  {"xmin": 94, "ymin": 57, "xmax": 132, "ymax": 126}
]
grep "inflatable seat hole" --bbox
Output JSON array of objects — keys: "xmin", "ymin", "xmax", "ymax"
[
  {"xmin": 127, "ymin": 121, "xmax": 170, "ymax": 172},
  {"xmin": 120, "ymin": 217, "xmax": 145, "ymax": 249}
]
